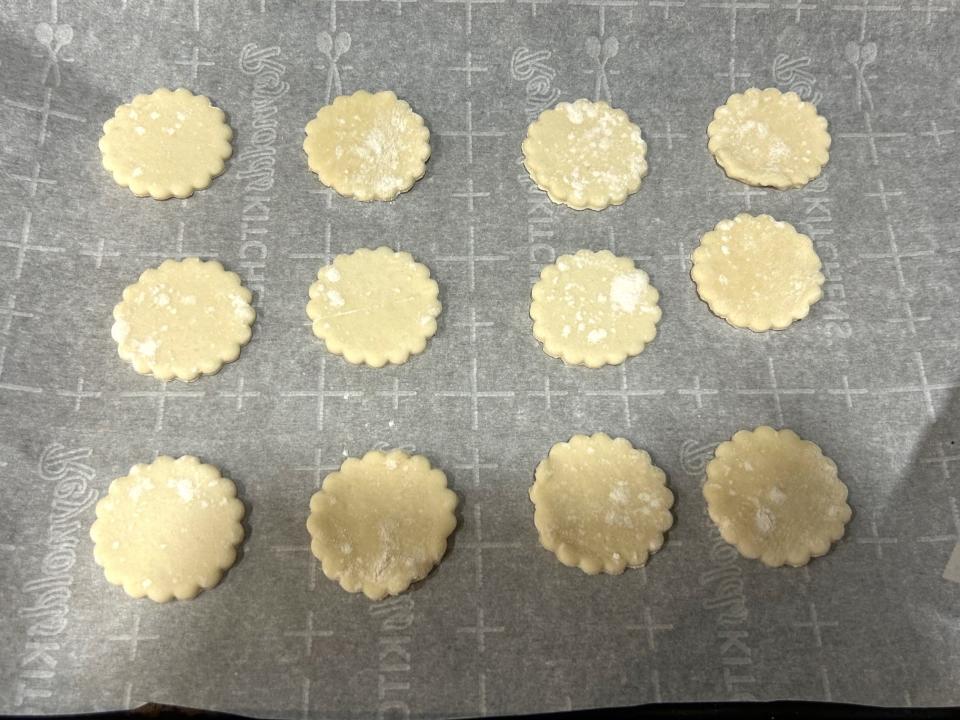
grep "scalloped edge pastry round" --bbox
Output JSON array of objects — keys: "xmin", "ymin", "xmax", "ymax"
[
  {"xmin": 303, "ymin": 90, "xmax": 431, "ymax": 202},
  {"xmin": 306, "ymin": 247, "xmax": 441, "ymax": 367},
  {"xmin": 90, "ymin": 455, "xmax": 245, "ymax": 602},
  {"xmin": 530, "ymin": 433, "xmax": 674, "ymax": 575},
  {"xmin": 707, "ymin": 87, "xmax": 830, "ymax": 189},
  {"xmin": 703, "ymin": 426, "xmax": 852, "ymax": 568},
  {"xmin": 690, "ymin": 213, "xmax": 824, "ymax": 332},
  {"xmin": 530, "ymin": 249, "xmax": 661, "ymax": 367},
  {"xmin": 99, "ymin": 87, "xmax": 233, "ymax": 200},
  {"xmin": 111, "ymin": 257, "xmax": 256, "ymax": 382},
  {"xmin": 522, "ymin": 99, "xmax": 648, "ymax": 211},
  {"xmin": 306, "ymin": 450, "xmax": 458, "ymax": 600}
]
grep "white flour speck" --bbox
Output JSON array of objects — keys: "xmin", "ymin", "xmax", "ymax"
[
  {"xmin": 138, "ymin": 339, "xmax": 158, "ymax": 357},
  {"xmin": 588, "ymin": 329, "xmax": 607, "ymax": 343},
  {"xmin": 326, "ymin": 290, "xmax": 344, "ymax": 307},
  {"xmin": 176, "ymin": 479, "xmax": 194, "ymax": 502},
  {"xmin": 755, "ymin": 507, "xmax": 775, "ymax": 534},
  {"xmin": 610, "ymin": 272, "xmax": 648, "ymax": 313},
  {"xmin": 564, "ymin": 103, "xmax": 585, "ymax": 124},
  {"xmin": 112, "ymin": 320, "xmax": 130, "ymax": 342},
  {"xmin": 324, "ymin": 267, "xmax": 341, "ymax": 282}
]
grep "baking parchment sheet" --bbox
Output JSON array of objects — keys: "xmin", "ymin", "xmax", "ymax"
[{"xmin": 2, "ymin": 0, "xmax": 960, "ymax": 716}]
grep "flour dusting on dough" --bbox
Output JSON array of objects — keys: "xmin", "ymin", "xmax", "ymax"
[{"xmin": 610, "ymin": 272, "xmax": 649, "ymax": 313}]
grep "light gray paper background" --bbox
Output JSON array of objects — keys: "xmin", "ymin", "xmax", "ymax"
[{"xmin": 2, "ymin": 0, "xmax": 960, "ymax": 716}]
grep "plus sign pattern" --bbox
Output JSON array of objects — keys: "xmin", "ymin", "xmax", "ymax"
[{"xmin": 1, "ymin": 1, "xmax": 959, "ymax": 716}]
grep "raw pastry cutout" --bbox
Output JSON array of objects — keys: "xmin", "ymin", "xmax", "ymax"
[
  {"xmin": 707, "ymin": 87, "xmax": 830, "ymax": 189},
  {"xmin": 99, "ymin": 88, "xmax": 232, "ymax": 199},
  {"xmin": 112, "ymin": 258, "xmax": 255, "ymax": 382},
  {"xmin": 691, "ymin": 213, "xmax": 824, "ymax": 332},
  {"xmin": 530, "ymin": 433, "xmax": 674, "ymax": 575},
  {"xmin": 531, "ymin": 250, "xmax": 661, "ymax": 367},
  {"xmin": 307, "ymin": 450, "xmax": 458, "ymax": 600},
  {"xmin": 522, "ymin": 99, "xmax": 648, "ymax": 210},
  {"xmin": 90, "ymin": 456, "xmax": 245, "ymax": 602},
  {"xmin": 703, "ymin": 426, "xmax": 852, "ymax": 567},
  {"xmin": 306, "ymin": 247, "xmax": 441, "ymax": 367},
  {"xmin": 303, "ymin": 90, "xmax": 430, "ymax": 201}
]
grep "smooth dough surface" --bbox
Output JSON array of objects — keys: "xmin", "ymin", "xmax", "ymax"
[
  {"xmin": 303, "ymin": 90, "xmax": 430, "ymax": 201},
  {"xmin": 306, "ymin": 247, "xmax": 441, "ymax": 367},
  {"xmin": 531, "ymin": 249, "xmax": 661, "ymax": 367},
  {"xmin": 691, "ymin": 214, "xmax": 824, "ymax": 332},
  {"xmin": 307, "ymin": 450, "xmax": 458, "ymax": 600},
  {"xmin": 90, "ymin": 456, "xmax": 245, "ymax": 602},
  {"xmin": 703, "ymin": 426, "xmax": 852, "ymax": 568},
  {"xmin": 707, "ymin": 87, "xmax": 830, "ymax": 189},
  {"xmin": 99, "ymin": 88, "xmax": 232, "ymax": 199},
  {"xmin": 522, "ymin": 99, "xmax": 648, "ymax": 210},
  {"xmin": 530, "ymin": 434, "xmax": 674, "ymax": 575},
  {"xmin": 111, "ymin": 258, "xmax": 256, "ymax": 382}
]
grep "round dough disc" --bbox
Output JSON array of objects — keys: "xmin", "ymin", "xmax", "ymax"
[
  {"xmin": 703, "ymin": 426, "xmax": 852, "ymax": 567},
  {"xmin": 99, "ymin": 87, "xmax": 233, "ymax": 199},
  {"xmin": 522, "ymin": 99, "xmax": 648, "ymax": 211},
  {"xmin": 707, "ymin": 87, "xmax": 830, "ymax": 189},
  {"xmin": 691, "ymin": 213, "xmax": 824, "ymax": 332},
  {"xmin": 303, "ymin": 90, "xmax": 431, "ymax": 202},
  {"xmin": 306, "ymin": 247, "xmax": 441, "ymax": 367},
  {"xmin": 90, "ymin": 456, "xmax": 245, "ymax": 602},
  {"xmin": 530, "ymin": 249, "xmax": 661, "ymax": 367},
  {"xmin": 111, "ymin": 258, "xmax": 256, "ymax": 382},
  {"xmin": 530, "ymin": 433, "xmax": 674, "ymax": 575},
  {"xmin": 307, "ymin": 450, "xmax": 458, "ymax": 600}
]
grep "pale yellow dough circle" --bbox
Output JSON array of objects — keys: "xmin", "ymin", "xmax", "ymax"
[
  {"xmin": 99, "ymin": 88, "xmax": 233, "ymax": 199},
  {"xmin": 530, "ymin": 250, "xmax": 661, "ymax": 367},
  {"xmin": 691, "ymin": 214, "xmax": 824, "ymax": 332},
  {"xmin": 522, "ymin": 99, "xmax": 648, "ymax": 211},
  {"xmin": 704, "ymin": 426, "xmax": 852, "ymax": 568},
  {"xmin": 306, "ymin": 247, "xmax": 441, "ymax": 367},
  {"xmin": 90, "ymin": 456, "xmax": 245, "ymax": 602},
  {"xmin": 530, "ymin": 434, "xmax": 674, "ymax": 575},
  {"xmin": 707, "ymin": 87, "xmax": 830, "ymax": 189},
  {"xmin": 303, "ymin": 90, "xmax": 431, "ymax": 201},
  {"xmin": 307, "ymin": 450, "xmax": 458, "ymax": 600},
  {"xmin": 111, "ymin": 258, "xmax": 256, "ymax": 382}
]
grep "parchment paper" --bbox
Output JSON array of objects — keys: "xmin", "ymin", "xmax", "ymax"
[{"xmin": 2, "ymin": 1, "xmax": 959, "ymax": 716}]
